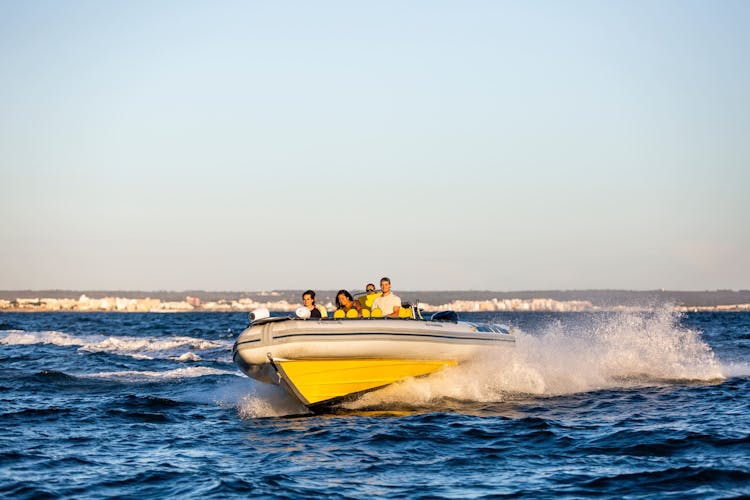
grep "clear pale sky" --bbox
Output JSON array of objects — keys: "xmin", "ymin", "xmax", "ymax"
[{"xmin": 1, "ymin": 1, "xmax": 748, "ymax": 291}]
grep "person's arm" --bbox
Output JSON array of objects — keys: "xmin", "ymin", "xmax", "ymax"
[{"xmin": 387, "ymin": 296, "xmax": 402, "ymax": 317}]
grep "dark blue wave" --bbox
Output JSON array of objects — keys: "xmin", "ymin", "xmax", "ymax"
[{"xmin": 582, "ymin": 466, "xmax": 750, "ymax": 494}]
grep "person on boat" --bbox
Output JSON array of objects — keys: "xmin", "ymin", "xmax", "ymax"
[
  {"xmin": 335, "ymin": 289, "xmax": 363, "ymax": 317},
  {"xmin": 302, "ymin": 290, "xmax": 327, "ymax": 318},
  {"xmin": 359, "ymin": 282, "xmax": 382, "ymax": 310},
  {"xmin": 371, "ymin": 277, "xmax": 401, "ymax": 318}
]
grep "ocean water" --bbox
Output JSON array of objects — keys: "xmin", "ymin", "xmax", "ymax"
[{"xmin": 1, "ymin": 309, "xmax": 749, "ymax": 498}]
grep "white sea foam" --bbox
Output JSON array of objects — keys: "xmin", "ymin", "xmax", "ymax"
[
  {"xmin": 176, "ymin": 352, "xmax": 202, "ymax": 362},
  {"xmin": 78, "ymin": 335, "xmax": 228, "ymax": 359},
  {"xmin": 0, "ymin": 330, "xmax": 232, "ymax": 362},
  {"xmin": 236, "ymin": 383, "xmax": 308, "ymax": 418},
  {"xmin": 721, "ymin": 361, "xmax": 750, "ymax": 378},
  {"xmin": 88, "ymin": 366, "xmax": 237, "ymax": 382},
  {"xmin": 347, "ymin": 306, "xmax": 725, "ymax": 409},
  {"xmin": 0, "ymin": 330, "xmax": 82, "ymax": 347}
]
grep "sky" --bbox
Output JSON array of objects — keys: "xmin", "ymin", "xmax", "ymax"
[{"xmin": 1, "ymin": 1, "xmax": 749, "ymax": 292}]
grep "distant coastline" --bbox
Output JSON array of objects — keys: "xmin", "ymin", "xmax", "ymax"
[{"xmin": 1, "ymin": 289, "xmax": 749, "ymax": 313}]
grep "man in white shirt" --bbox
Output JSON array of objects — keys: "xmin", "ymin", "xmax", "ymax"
[{"xmin": 371, "ymin": 277, "xmax": 401, "ymax": 318}]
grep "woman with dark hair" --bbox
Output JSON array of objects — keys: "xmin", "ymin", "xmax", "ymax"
[
  {"xmin": 335, "ymin": 289, "xmax": 362, "ymax": 317},
  {"xmin": 302, "ymin": 290, "xmax": 327, "ymax": 318}
]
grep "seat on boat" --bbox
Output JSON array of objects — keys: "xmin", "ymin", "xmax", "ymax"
[
  {"xmin": 359, "ymin": 292, "xmax": 382, "ymax": 309},
  {"xmin": 398, "ymin": 306, "xmax": 413, "ymax": 319},
  {"xmin": 334, "ymin": 308, "xmax": 364, "ymax": 319},
  {"xmin": 370, "ymin": 308, "xmax": 383, "ymax": 318}
]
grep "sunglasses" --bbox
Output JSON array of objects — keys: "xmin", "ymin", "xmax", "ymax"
[{"xmin": 366, "ymin": 288, "xmax": 375, "ymax": 292}]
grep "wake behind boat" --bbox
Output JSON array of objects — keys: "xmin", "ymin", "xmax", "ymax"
[{"xmin": 232, "ymin": 306, "xmax": 515, "ymax": 412}]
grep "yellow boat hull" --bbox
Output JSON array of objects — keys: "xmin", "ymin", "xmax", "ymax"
[{"xmin": 272, "ymin": 358, "xmax": 456, "ymax": 409}]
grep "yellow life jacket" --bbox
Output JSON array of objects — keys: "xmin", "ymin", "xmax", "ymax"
[{"xmin": 359, "ymin": 292, "xmax": 382, "ymax": 310}]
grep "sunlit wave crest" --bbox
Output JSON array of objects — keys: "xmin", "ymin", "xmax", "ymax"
[
  {"xmin": 0, "ymin": 330, "xmax": 233, "ymax": 362},
  {"xmin": 89, "ymin": 366, "xmax": 237, "ymax": 381}
]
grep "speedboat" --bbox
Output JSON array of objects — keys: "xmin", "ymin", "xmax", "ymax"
[{"xmin": 232, "ymin": 306, "xmax": 515, "ymax": 412}]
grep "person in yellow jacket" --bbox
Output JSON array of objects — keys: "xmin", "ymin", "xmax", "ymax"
[{"xmin": 359, "ymin": 282, "xmax": 382, "ymax": 310}]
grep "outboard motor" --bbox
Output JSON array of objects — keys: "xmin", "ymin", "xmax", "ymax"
[{"xmin": 430, "ymin": 310, "xmax": 458, "ymax": 322}]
